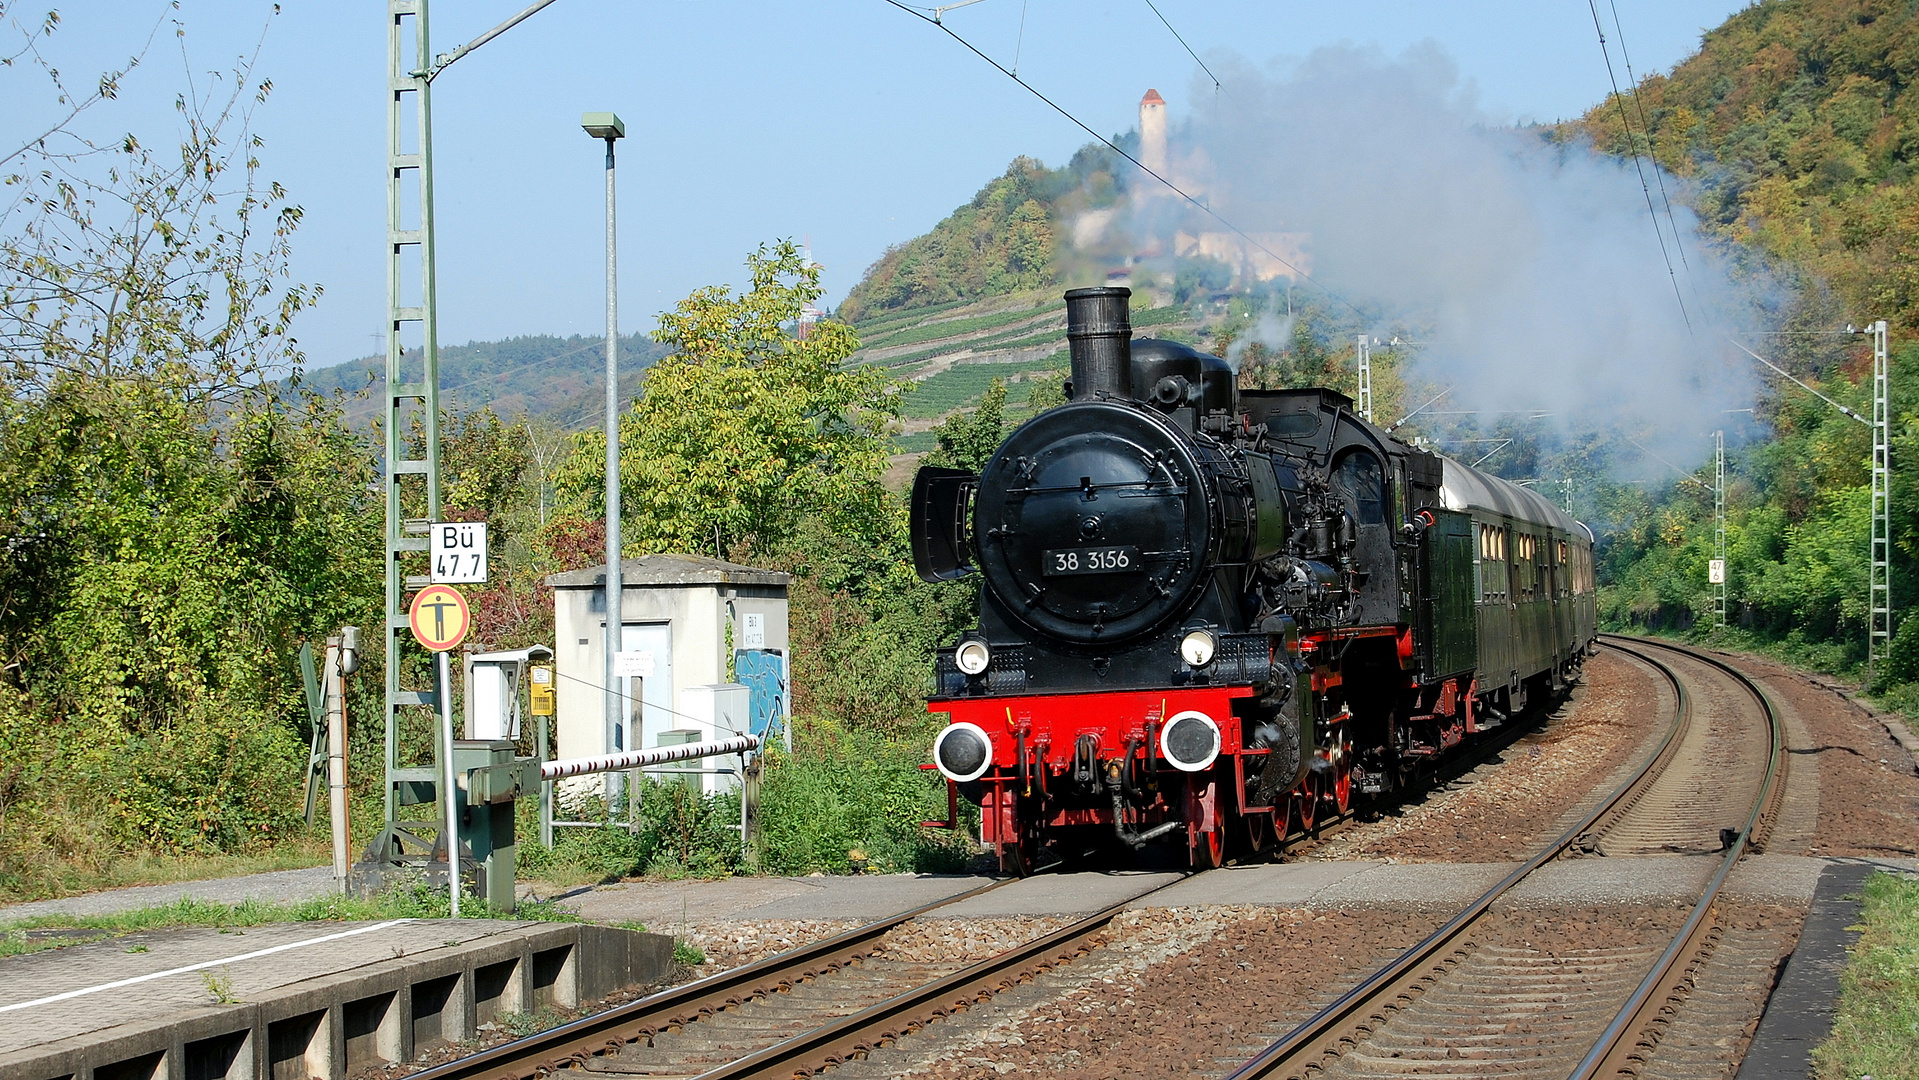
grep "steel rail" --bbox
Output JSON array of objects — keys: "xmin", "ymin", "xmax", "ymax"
[
  {"xmin": 1221, "ymin": 640, "xmax": 1693, "ymax": 1080},
  {"xmin": 404, "ymin": 876, "xmax": 1023, "ymax": 1080},
  {"xmin": 1566, "ymin": 635, "xmax": 1785, "ymax": 1079}
]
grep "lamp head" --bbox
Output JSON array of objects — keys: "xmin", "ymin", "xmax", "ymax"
[
  {"xmin": 581, "ymin": 112, "xmax": 625, "ymax": 140},
  {"xmin": 340, "ymin": 625, "xmax": 361, "ymax": 675}
]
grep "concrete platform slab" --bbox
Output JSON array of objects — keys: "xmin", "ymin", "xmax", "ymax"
[
  {"xmin": 1124, "ymin": 855, "xmax": 1839, "ymax": 912},
  {"xmin": 554, "ymin": 873, "xmax": 992, "ymax": 927},
  {"xmin": 1129, "ymin": 860, "xmax": 1385, "ymax": 909},
  {"xmin": 935, "ymin": 870, "xmax": 1188, "ymax": 917},
  {"xmin": 0, "ymin": 920, "xmax": 523, "ymax": 1051}
]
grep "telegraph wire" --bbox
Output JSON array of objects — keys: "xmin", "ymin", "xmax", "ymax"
[
  {"xmin": 1586, "ymin": 0, "xmax": 1693, "ymax": 335},
  {"xmin": 880, "ymin": 0, "xmax": 1367, "ymax": 320},
  {"xmin": 1143, "ymin": 0, "xmax": 1222, "ymax": 96}
]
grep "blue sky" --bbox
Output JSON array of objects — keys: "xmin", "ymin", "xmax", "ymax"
[{"xmin": 14, "ymin": 1, "xmax": 1751, "ymax": 370}]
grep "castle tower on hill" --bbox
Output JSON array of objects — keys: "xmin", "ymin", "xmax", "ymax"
[{"xmin": 1139, "ymin": 89, "xmax": 1167, "ymax": 175}]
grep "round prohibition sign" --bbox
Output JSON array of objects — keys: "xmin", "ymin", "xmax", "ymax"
[{"xmin": 408, "ymin": 584, "xmax": 471, "ymax": 652}]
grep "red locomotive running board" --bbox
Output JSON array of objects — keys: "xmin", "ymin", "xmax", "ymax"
[{"xmin": 930, "ymin": 686, "xmax": 1257, "ymax": 767}]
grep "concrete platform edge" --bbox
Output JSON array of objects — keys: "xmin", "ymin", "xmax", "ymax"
[
  {"xmin": 0, "ymin": 922, "xmax": 671, "ymax": 1080},
  {"xmin": 1735, "ymin": 859, "xmax": 1878, "ymax": 1080}
]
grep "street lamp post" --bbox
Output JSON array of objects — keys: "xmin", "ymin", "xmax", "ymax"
[{"xmin": 583, "ymin": 111, "xmax": 626, "ymax": 805}]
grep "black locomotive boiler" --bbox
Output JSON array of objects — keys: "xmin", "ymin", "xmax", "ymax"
[{"xmin": 912, "ymin": 287, "xmax": 1598, "ymax": 873}]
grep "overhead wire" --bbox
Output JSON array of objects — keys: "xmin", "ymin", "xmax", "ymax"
[
  {"xmin": 1142, "ymin": 0, "xmax": 1222, "ymax": 96},
  {"xmin": 879, "ymin": 0, "xmax": 1367, "ymax": 320},
  {"xmin": 1606, "ymin": 0, "xmax": 1695, "ymax": 286},
  {"xmin": 1012, "ymin": 0, "xmax": 1028, "ymax": 76},
  {"xmin": 1726, "ymin": 337, "xmax": 1870, "ymax": 425},
  {"xmin": 1585, "ymin": 0, "xmax": 1693, "ymax": 335}
]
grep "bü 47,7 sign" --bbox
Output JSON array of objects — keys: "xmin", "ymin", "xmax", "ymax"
[{"xmin": 431, "ymin": 521, "xmax": 487, "ymax": 584}]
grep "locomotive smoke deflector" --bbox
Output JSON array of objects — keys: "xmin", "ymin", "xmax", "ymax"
[
  {"xmin": 1064, "ymin": 286, "xmax": 1132, "ymax": 400},
  {"xmin": 911, "ymin": 466, "xmax": 976, "ymax": 583}
]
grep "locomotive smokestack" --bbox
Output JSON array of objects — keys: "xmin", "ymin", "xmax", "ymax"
[{"xmin": 1065, "ymin": 286, "xmax": 1132, "ymax": 400}]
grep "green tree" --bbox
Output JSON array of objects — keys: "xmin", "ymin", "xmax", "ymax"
[
  {"xmin": 923, "ymin": 377, "xmax": 1006, "ymax": 473},
  {"xmin": 0, "ymin": 13, "xmax": 374, "ymax": 890},
  {"xmin": 409, "ymin": 406, "xmax": 533, "ymax": 542},
  {"xmin": 556, "ymin": 241, "xmax": 906, "ymax": 557}
]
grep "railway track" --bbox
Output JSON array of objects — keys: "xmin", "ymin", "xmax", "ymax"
[
  {"xmin": 1218, "ymin": 635, "xmax": 1785, "ymax": 1080},
  {"xmin": 409, "ymin": 638, "xmax": 1780, "ymax": 1080},
  {"xmin": 1274, "ymin": 678, "xmax": 1593, "ymax": 862},
  {"xmin": 407, "ymin": 871, "xmax": 1199, "ymax": 1080},
  {"xmin": 390, "ymin": 710, "xmax": 1551, "ymax": 1080}
]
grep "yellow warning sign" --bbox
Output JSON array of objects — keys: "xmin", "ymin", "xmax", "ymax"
[{"xmin": 408, "ymin": 584, "xmax": 471, "ymax": 652}]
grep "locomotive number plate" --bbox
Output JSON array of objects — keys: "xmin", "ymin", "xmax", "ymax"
[{"xmin": 1042, "ymin": 546, "xmax": 1143, "ymax": 576}]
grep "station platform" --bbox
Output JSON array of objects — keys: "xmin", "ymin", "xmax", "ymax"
[{"xmin": 0, "ymin": 918, "xmax": 669, "ymax": 1080}]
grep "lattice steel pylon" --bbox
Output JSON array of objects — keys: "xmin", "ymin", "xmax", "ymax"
[
  {"xmin": 370, "ymin": 0, "xmax": 445, "ymax": 876},
  {"xmin": 1714, "ymin": 430, "xmax": 1727, "ymax": 631},
  {"xmin": 1870, "ymin": 319, "xmax": 1892, "ymax": 681},
  {"xmin": 1356, "ymin": 334, "xmax": 1373, "ymax": 422}
]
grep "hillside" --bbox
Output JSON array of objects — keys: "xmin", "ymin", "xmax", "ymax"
[
  {"xmin": 847, "ymin": 286, "xmax": 1219, "ymax": 465},
  {"xmin": 1560, "ymin": 0, "xmax": 1919, "ymax": 340},
  {"xmin": 298, "ymin": 333, "xmax": 667, "ymax": 428},
  {"xmin": 837, "ymin": 142, "xmax": 1133, "ymax": 323}
]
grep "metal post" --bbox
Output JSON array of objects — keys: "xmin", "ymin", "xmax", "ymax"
[
  {"xmin": 1714, "ymin": 431, "xmax": 1727, "ymax": 631},
  {"xmin": 438, "ymin": 651, "xmax": 460, "ymax": 917},
  {"xmin": 381, "ymin": 0, "xmax": 445, "ymax": 862},
  {"xmin": 538, "ymin": 713, "xmax": 553, "ymax": 848},
  {"xmin": 583, "ymin": 114, "xmax": 627, "ymax": 808},
  {"xmin": 326, "ymin": 638, "xmax": 351, "ymax": 892},
  {"xmin": 1871, "ymin": 319, "xmax": 1892, "ymax": 681},
  {"xmin": 1356, "ymin": 334, "xmax": 1373, "ymax": 423},
  {"xmin": 604, "ymin": 134, "xmax": 621, "ymax": 806}
]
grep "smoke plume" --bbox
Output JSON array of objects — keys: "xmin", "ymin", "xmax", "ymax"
[{"xmin": 1089, "ymin": 43, "xmax": 1771, "ymax": 462}]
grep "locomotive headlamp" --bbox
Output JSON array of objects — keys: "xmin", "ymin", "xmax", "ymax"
[
  {"xmin": 955, "ymin": 640, "xmax": 992, "ymax": 675},
  {"xmin": 933, "ymin": 721, "xmax": 994, "ymax": 783},
  {"xmin": 1159, "ymin": 710, "xmax": 1221, "ymax": 772},
  {"xmin": 1179, "ymin": 629, "xmax": 1217, "ymax": 667}
]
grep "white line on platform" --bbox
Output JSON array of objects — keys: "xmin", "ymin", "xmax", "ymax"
[{"xmin": 0, "ymin": 919, "xmax": 414, "ymax": 1014}]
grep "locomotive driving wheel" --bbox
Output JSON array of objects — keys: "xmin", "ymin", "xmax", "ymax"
[
  {"xmin": 1185, "ymin": 776, "xmax": 1225, "ymax": 869},
  {"xmin": 1243, "ymin": 807, "xmax": 1274, "ymax": 857},
  {"xmin": 1320, "ymin": 733, "xmax": 1353, "ymax": 816},
  {"xmin": 1293, "ymin": 776, "xmax": 1319, "ymax": 835},
  {"xmin": 999, "ymin": 802, "xmax": 1046, "ymax": 878}
]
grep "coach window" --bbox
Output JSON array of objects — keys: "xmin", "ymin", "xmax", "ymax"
[
  {"xmin": 1331, "ymin": 450, "xmax": 1386, "ymax": 525},
  {"xmin": 1474, "ymin": 522, "xmax": 1486, "ymax": 599}
]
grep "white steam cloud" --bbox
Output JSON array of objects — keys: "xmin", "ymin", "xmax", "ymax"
[
  {"xmin": 1091, "ymin": 43, "xmax": 1770, "ymax": 455},
  {"xmin": 1224, "ymin": 306, "xmax": 1295, "ymax": 373}
]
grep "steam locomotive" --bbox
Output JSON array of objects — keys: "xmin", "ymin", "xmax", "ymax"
[{"xmin": 911, "ymin": 288, "xmax": 1597, "ymax": 873}]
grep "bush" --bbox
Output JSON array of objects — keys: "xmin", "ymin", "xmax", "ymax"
[
  {"xmin": 519, "ymin": 779, "xmax": 743, "ymax": 882},
  {"xmin": 1876, "ymin": 617, "xmax": 1919, "ymax": 692},
  {"xmin": 516, "ymin": 717, "xmax": 975, "ymax": 883},
  {"xmin": 756, "ymin": 717, "xmax": 975, "ymax": 876}
]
